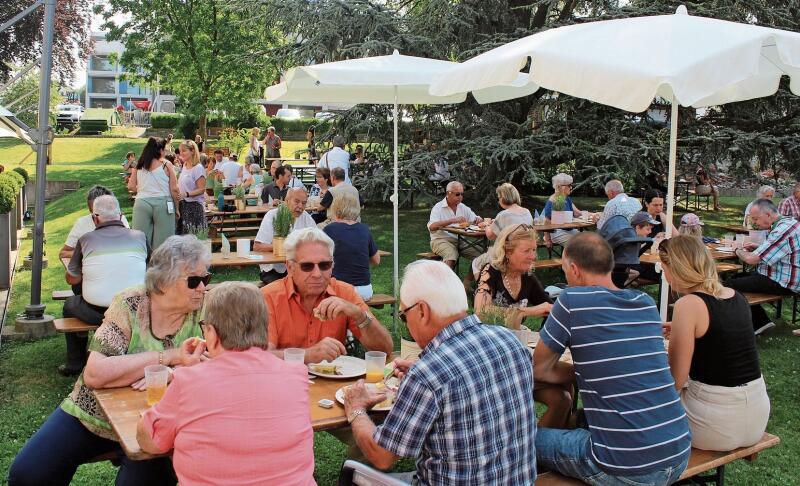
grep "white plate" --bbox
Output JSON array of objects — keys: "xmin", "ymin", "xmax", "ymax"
[
  {"xmin": 335, "ymin": 384, "xmax": 394, "ymax": 412},
  {"xmin": 716, "ymin": 246, "xmax": 735, "ymax": 252},
  {"xmin": 246, "ymin": 254, "xmax": 264, "ymax": 260},
  {"xmin": 467, "ymin": 225, "xmax": 482, "ymax": 231},
  {"xmin": 308, "ymin": 356, "xmax": 366, "ymax": 379}
]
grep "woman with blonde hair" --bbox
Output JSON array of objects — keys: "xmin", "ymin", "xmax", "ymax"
[
  {"xmin": 249, "ymin": 127, "xmax": 261, "ymax": 166},
  {"xmin": 474, "ymin": 224, "xmax": 572, "ymax": 427},
  {"xmin": 177, "ymin": 140, "xmax": 207, "ymax": 235},
  {"xmin": 543, "ymin": 173, "xmax": 590, "ymax": 249},
  {"xmin": 659, "ymin": 235, "xmax": 769, "ymax": 451},
  {"xmin": 471, "ymin": 182, "xmax": 531, "ymax": 279}
]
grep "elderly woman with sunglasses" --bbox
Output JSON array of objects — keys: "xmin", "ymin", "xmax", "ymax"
[
  {"xmin": 9, "ymin": 235, "xmax": 210, "ymax": 486},
  {"xmin": 473, "ymin": 224, "xmax": 572, "ymax": 428},
  {"xmin": 542, "ymin": 173, "xmax": 590, "ymax": 249},
  {"xmin": 261, "ymin": 227, "xmax": 393, "ymax": 364}
]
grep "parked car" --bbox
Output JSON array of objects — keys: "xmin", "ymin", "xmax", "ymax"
[
  {"xmin": 274, "ymin": 108, "xmax": 302, "ymax": 120},
  {"xmin": 56, "ymin": 104, "xmax": 84, "ymax": 126},
  {"xmin": 314, "ymin": 111, "xmax": 336, "ymax": 121}
]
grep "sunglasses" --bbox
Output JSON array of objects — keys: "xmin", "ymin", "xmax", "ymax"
[
  {"xmin": 186, "ymin": 273, "xmax": 213, "ymax": 289},
  {"xmin": 296, "ymin": 260, "xmax": 333, "ymax": 272},
  {"xmin": 399, "ymin": 302, "xmax": 421, "ymax": 323},
  {"xmin": 448, "ymin": 191, "xmax": 464, "ymax": 197}
]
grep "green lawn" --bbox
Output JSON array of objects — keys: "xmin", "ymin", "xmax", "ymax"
[{"xmin": 0, "ymin": 137, "xmax": 798, "ymax": 485}]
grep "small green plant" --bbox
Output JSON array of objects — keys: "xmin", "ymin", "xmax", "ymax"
[
  {"xmin": 11, "ymin": 167, "xmax": 29, "ymax": 183},
  {"xmin": 186, "ymin": 224, "xmax": 209, "ymax": 241},
  {"xmin": 477, "ymin": 304, "xmax": 522, "ymax": 329},
  {"xmin": 231, "ymin": 184, "xmax": 246, "ymax": 200},
  {"xmin": 552, "ymin": 193, "xmax": 567, "ymax": 211},
  {"xmin": 272, "ymin": 203, "xmax": 293, "ymax": 237}
]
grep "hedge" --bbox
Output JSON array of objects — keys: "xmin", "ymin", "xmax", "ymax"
[
  {"xmin": 0, "ymin": 173, "xmax": 21, "ymax": 214},
  {"xmin": 3, "ymin": 171, "xmax": 25, "ymax": 191},
  {"xmin": 151, "ymin": 113, "xmax": 183, "ymax": 129},
  {"xmin": 79, "ymin": 119, "xmax": 109, "ymax": 135},
  {"xmin": 12, "ymin": 167, "xmax": 29, "ymax": 183}
]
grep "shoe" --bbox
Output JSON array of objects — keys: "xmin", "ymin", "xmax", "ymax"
[
  {"xmin": 57, "ymin": 364, "xmax": 83, "ymax": 377},
  {"xmin": 754, "ymin": 322, "xmax": 776, "ymax": 336}
]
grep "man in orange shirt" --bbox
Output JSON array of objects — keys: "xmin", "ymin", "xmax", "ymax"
[{"xmin": 262, "ymin": 227, "xmax": 393, "ymax": 363}]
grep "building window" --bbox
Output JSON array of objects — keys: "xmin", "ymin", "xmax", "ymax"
[
  {"xmin": 89, "ymin": 98, "xmax": 116, "ymax": 109},
  {"xmin": 90, "ymin": 77, "xmax": 116, "ymax": 94},
  {"xmin": 90, "ymin": 56, "xmax": 115, "ymax": 71}
]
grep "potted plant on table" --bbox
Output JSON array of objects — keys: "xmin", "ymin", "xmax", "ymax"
[
  {"xmin": 232, "ymin": 184, "xmax": 246, "ymax": 211},
  {"xmin": 477, "ymin": 304, "xmax": 531, "ymax": 344},
  {"xmin": 272, "ymin": 203, "xmax": 293, "ymax": 257},
  {"xmin": 550, "ymin": 194, "xmax": 573, "ymax": 225}
]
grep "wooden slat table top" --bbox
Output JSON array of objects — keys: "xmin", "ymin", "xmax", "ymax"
[
  {"xmin": 533, "ymin": 220, "xmax": 595, "ymax": 232},
  {"xmin": 52, "ymin": 290, "xmax": 74, "ymax": 300},
  {"xmin": 742, "ymin": 292, "xmax": 785, "ymax": 306},
  {"xmin": 716, "ymin": 224, "xmax": 751, "ymax": 234},
  {"xmin": 678, "ymin": 432, "xmax": 780, "ymax": 479},
  {"xmin": 532, "ymin": 258, "xmax": 562, "ymax": 270},
  {"xmin": 639, "ymin": 244, "xmax": 738, "ymax": 265},
  {"xmin": 210, "ymin": 250, "xmax": 283, "ymax": 268},
  {"xmin": 54, "ymin": 318, "xmax": 97, "ymax": 333},
  {"xmin": 93, "ymin": 375, "xmax": 376, "ymax": 460},
  {"xmin": 444, "ymin": 226, "xmax": 487, "ymax": 238}
]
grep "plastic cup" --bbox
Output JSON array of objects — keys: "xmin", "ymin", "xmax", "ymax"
[
  {"xmin": 236, "ymin": 239, "xmax": 250, "ymax": 257},
  {"xmin": 284, "ymin": 348, "xmax": 305, "ymax": 364},
  {"xmin": 144, "ymin": 365, "xmax": 169, "ymax": 406},
  {"xmin": 723, "ymin": 233, "xmax": 735, "ymax": 245},
  {"xmin": 581, "ymin": 210, "xmax": 589, "ymax": 220},
  {"xmin": 365, "ymin": 351, "xmax": 387, "ymax": 383}
]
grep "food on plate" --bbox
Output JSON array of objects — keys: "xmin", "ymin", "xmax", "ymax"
[{"xmin": 309, "ymin": 363, "xmax": 343, "ymax": 375}]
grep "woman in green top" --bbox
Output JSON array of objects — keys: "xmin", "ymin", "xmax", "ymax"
[{"xmin": 9, "ymin": 235, "xmax": 211, "ymax": 486}]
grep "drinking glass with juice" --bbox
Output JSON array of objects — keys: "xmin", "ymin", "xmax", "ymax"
[
  {"xmin": 144, "ymin": 365, "xmax": 169, "ymax": 406},
  {"xmin": 364, "ymin": 351, "xmax": 387, "ymax": 383}
]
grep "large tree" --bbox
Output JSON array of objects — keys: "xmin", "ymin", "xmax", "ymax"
[
  {"xmin": 229, "ymin": 0, "xmax": 800, "ymax": 203},
  {"xmin": 98, "ymin": 0, "xmax": 279, "ymax": 136},
  {"xmin": 0, "ymin": 0, "xmax": 92, "ymax": 84},
  {"xmin": 0, "ymin": 68, "xmax": 64, "ymax": 129}
]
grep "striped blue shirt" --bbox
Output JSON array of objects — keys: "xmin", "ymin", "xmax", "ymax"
[
  {"xmin": 374, "ymin": 315, "xmax": 537, "ymax": 485},
  {"xmin": 540, "ymin": 286, "xmax": 691, "ymax": 476}
]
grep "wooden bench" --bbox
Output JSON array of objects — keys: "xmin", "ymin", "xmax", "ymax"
[
  {"xmin": 52, "ymin": 290, "xmax": 74, "ymax": 300},
  {"xmin": 53, "ymin": 318, "xmax": 97, "ymax": 333},
  {"xmin": 365, "ymin": 294, "xmax": 395, "ymax": 309},
  {"xmin": 536, "ymin": 433, "xmax": 780, "ymax": 486},
  {"xmin": 742, "ymin": 292, "xmax": 784, "ymax": 306},
  {"xmin": 532, "ymin": 258, "xmax": 563, "ymax": 270},
  {"xmin": 416, "ymin": 252, "xmax": 442, "ymax": 261}
]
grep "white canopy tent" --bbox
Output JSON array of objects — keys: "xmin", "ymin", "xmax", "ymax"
[
  {"xmin": 430, "ymin": 5, "xmax": 800, "ymax": 316},
  {"xmin": 264, "ymin": 50, "xmax": 539, "ymax": 326},
  {"xmin": 0, "ymin": 105, "xmax": 34, "ymax": 145}
]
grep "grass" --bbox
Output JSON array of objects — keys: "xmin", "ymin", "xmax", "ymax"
[{"xmin": 1, "ymin": 137, "xmax": 799, "ymax": 484}]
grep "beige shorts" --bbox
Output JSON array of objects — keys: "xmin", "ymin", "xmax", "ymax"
[{"xmin": 431, "ymin": 238, "xmax": 483, "ymax": 262}]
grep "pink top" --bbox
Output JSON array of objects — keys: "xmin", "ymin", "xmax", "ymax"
[{"xmin": 141, "ymin": 347, "xmax": 316, "ymax": 486}]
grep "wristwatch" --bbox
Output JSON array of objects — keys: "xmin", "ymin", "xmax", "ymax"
[
  {"xmin": 357, "ymin": 311, "xmax": 373, "ymax": 329},
  {"xmin": 348, "ymin": 408, "xmax": 368, "ymax": 424}
]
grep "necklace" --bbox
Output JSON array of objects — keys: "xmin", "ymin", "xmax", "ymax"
[{"xmin": 503, "ymin": 272, "xmax": 521, "ymax": 299}]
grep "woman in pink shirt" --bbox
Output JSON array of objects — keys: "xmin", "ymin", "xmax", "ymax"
[{"xmin": 137, "ymin": 281, "xmax": 316, "ymax": 486}]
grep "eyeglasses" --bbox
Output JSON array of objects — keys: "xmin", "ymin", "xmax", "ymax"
[
  {"xmin": 186, "ymin": 273, "xmax": 213, "ymax": 289},
  {"xmin": 199, "ymin": 320, "xmax": 214, "ymax": 337},
  {"xmin": 296, "ymin": 260, "xmax": 333, "ymax": 272},
  {"xmin": 448, "ymin": 191, "xmax": 464, "ymax": 197},
  {"xmin": 399, "ymin": 302, "xmax": 421, "ymax": 323}
]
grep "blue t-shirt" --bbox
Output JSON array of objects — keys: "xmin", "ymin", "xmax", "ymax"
[
  {"xmin": 543, "ymin": 196, "xmax": 574, "ymax": 218},
  {"xmin": 540, "ymin": 286, "xmax": 691, "ymax": 476},
  {"xmin": 323, "ymin": 222, "xmax": 378, "ymax": 287}
]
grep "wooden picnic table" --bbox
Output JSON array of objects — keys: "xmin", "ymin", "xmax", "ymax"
[
  {"xmin": 533, "ymin": 220, "xmax": 595, "ymax": 233},
  {"xmin": 210, "ymin": 249, "xmax": 392, "ymax": 268},
  {"xmin": 716, "ymin": 224, "xmax": 751, "ymax": 235},
  {"xmin": 639, "ymin": 243, "xmax": 739, "ymax": 265},
  {"xmin": 93, "ymin": 375, "xmax": 369, "ymax": 461}
]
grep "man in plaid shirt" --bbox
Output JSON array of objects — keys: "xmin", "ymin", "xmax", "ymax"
[
  {"xmin": 343, "ymin": 260, "xmax": 537, "ymax": 485},
  {"xmin": 728, "ymin": 198, "xmax": 800, "ymax": 334},
  {"xmin": 778, "ymin": 183, "xmax": 800, "ymax": 220}
]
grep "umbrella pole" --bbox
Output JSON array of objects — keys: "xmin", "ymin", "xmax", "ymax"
[
  {"xmin": 660, "ymin": 95, "xmax": 679, "ymax": 320},
  {"xmin": 392, "ymin": 87, "xmax": 399, "ymax": 336}
]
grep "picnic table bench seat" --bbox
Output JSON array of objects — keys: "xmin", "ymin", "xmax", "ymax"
[
  {"xmin": 416, "ymin": 252, "xmax": 441, "ymax": 261},
  {"xmin": 742, "ymin": 292, "xmax": 785, "ymax": 306},
  {"xmin": 53, "ymin": 318, "xmax": 97, "ymax": 333},
  {"xmin": 52, "ymin": 290, "xmax": 74, "ymax": 300},
  {"xmin": 365, "ymin": 294, "xmax": 395, "ymax": 309}
]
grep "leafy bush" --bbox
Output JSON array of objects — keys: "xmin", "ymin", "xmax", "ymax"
[
  {"xmin": 151, "ymin": 113, "xmax": 183, "ymax": 129},
  {"xmin": 78, "ymin": 119, "xmax": 109, "ymax": 134},
  {"xmin": 552, "ymin": 194, "xmax": 567, "ymax": 211},
  {"xmin": 2, "ymin": 171, "xmax": 25, "ymax": 191},
  {"xmin": 217, "ymin": 128, "xmax": 249, "ymax": 155},
  {"xmin": 0, "ymin": 174, "xmax": 20, "ymax": 213},
  {"xmin": 269, "ymin": 117, "xmax": 329, "ymax": 135},
  {"xmin": 12, "ymin": 167, "xmax": 29, "ymax": 183},
  {"xmin": 178, "ymin": 115, "xmax": 199, "ymax": 139}
]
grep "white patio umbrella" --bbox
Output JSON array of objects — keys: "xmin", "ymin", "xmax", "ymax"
[
  {"xmin": 430, "ymin": 5, "xmax": 800, "ymax": 317},
  {"xmin": 0, "ymin": 105, "xmax": 34, "ymax": 145},
  {"xmin": 264, "ymin": 50, "xmax": 539, "ymax": 328}
]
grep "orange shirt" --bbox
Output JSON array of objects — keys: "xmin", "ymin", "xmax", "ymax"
[{"xmin": 262, "ymin": 276, "xmax": 365, "ymax": 349}]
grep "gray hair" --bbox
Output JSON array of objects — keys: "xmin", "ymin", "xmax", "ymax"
[
  {"xmin": 146, "ymin": 235, "xmax": 211, "ymax": 295},
  {"xmin": 332, "ymin": 135, "xmax": 345, "ymax": 148},
  {"xmin": 552, "ymin": 173, "xmax": 573, "ymax": 189},
  {"xmin": 92, "ymin": 195, "xmax": 121, "ymax": 222},
  {"xmin": 331, "ymin": 191, "xmax": 361, "ymax": 221},
  {"xmin": 203, "ymin": 282, "xmax": 268, "ymax": 351},
  {"xmin": 446, "ymin": 180, "xmax": 463, "ymax": 192},
  {"xmin": 496, "ymin": 183, "xmax": 521, "ymax": 206},
  {"xmin": 249, "ymin": 163, "xmax": 261, "ymax": 174},
  {"xmin": 400, "ymin": 260, "xmax": 468, "ymax": 318},
  {"xmin": 605, "ymin": 179, "xmax": 624, "ymax": 195},
  {"xmin": 757, "ymin": 185, "xmax": 776, "ymax": 198},
  {"xmin": 751, "ymin": 198, "xmax": 778, "ymax": 215},
  {"xmin": 245, "ymin": 154, "xmax": 255, "ymax": 164},
  {"xmin": 87, "ymin": 185, "xmax": 113, "ymax": 206},
  {"xmin": 285, "ymin": 227, "xmax": 335, "ymax": 261},
  {"xmin": 330, "ymin": 167, "xmax": 346, "ymax": 181},
  {"xmin": 267, "ymin": 126, "xmax": 275, "ymax": 132}
]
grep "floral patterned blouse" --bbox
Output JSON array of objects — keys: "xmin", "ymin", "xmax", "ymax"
[{"xmin": 60, "ymin": 286, "xmax": 202, "ymax": 439}]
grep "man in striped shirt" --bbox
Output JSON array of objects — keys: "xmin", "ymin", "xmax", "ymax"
[
  {"xmin": 534, "ymin": 232, "xmax": 690, "ymax": 485},
  {"xmin": 728, "ymin": 198, "xmax": 800, "ymax": 334}
]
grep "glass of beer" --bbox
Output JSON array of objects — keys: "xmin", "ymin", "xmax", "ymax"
[
  {"xmin": 144, "ymin": 365, "xmax": 169, "ymax": 406},
  {"xmin": 365, "ymin": 351, "xmax": 387, "ymax": 383}
]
